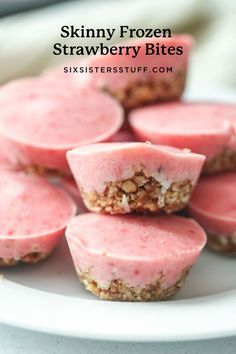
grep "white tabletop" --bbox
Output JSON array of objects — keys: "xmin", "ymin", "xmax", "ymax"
[{"xmin": 0, "ymin": 324, "xmax": 236, "ymax": 354}]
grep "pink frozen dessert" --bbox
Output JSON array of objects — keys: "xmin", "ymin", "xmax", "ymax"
[
  {"xmin": 0, "ymin": 171, "xmax": 76, "ymax": 266},
  {"xmin": 60, "ymin": 177, "xmax": 87, "ymax": 213},
  {"xmin": 188, "ymin": 172, "xmax": 236, "ymax": 255},
  {"xmin": 129, "ymin": 102, "xmax": 236, "ymax": 174},
  {"xmin": 0, "ymin": 78, "xmax": 123, "ymax": 175},
  {"xmin": 67, "ymin": 142, "xmax": 205, "ymax": 214},
  {"xmin": 66, "ymin": 213, "xmax": 206, "ymax": 301},
  {"xmin": 78, "ymin": 35, "xmax": 193, "ymax": 109}
]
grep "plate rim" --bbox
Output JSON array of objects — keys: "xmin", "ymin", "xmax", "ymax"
[{"xmin": 1, "ymin": 278, "xmax": 236, "ymax": 342}]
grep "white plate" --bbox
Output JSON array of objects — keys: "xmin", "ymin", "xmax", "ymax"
[{"xmin": 1, "ymin": 89, "xmax": 236, "ymax": 342}]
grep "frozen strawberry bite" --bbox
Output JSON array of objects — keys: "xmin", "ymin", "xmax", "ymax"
[
  {"xmin": 67, "ymin": 142, "xmax": 205, "ymax": 214},
  {"xmin": 0, "ymin": 171, "xmax": 76, "ymax": 266},
  {"xmin": 129, "ymin": 102, "xmax": 236, "ymax": 174},
  {"xmin": 0, "ymin": 78, "xmax": 123, "ymax": 175},
  {"xmin": 188, "ymin": 172, "xmax": 236, "ymax": 255},
  {"xmin": 66, "ymin": 213, "xmax": 206, "ymax": 301},
  {"xmin": 77, "ymin": 35, "xmax": 193, "ymax": 110}
]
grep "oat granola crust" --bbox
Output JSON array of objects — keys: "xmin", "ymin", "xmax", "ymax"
[
  {"xmin": 81, "ymin": 170, "xmax": 193, "ymax": 214},
  {"xmin": 106, "ymin": 70, "xmax": 186, "ymax": 110},
  {"xmin": 78, "ymin": 267, "xmax": 190, "ymax": 301},
  {"xmin": 0, "ymin": 252, "xmax": 50, "ymax": 266},
  {"xmin": 24, "ymin": 165, "xmax": 70, "ymax": 177},
  {"xmin": 203, "ymin": 149, "xmax": 236, "ymax": 174},
  {"xmin": 207, "ymin": 233, "xmax": 236, "ymax": 256}
]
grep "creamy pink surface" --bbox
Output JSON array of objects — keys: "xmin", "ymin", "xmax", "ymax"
[
  {"xmin": 67, "ymin": 142, "xmax": 205, "ymax": 193},
  {"xmin": 0, "ymin": 171, "xmax": 76, "ymax": 260},
  {"xmin": 129, "ymin": 102, "xmax": 236, "ymax": 159},
  {"xmin": 77, "ymin": 35, "xmax": 193, "ymax": 91},
  {"xmin": 188, "ymin": 172, "xmax": 236, "ymax": 237},
  {"xmin": 66, "ymin": 213, "xmax": 206, "ymax": 288},
  {"xmin": 0, "ymin": 78, "xmax": 123, "ymax": 171},
  {"xmin": 60, "ymin": 177, "xmax": 87, "ymax": 213}
]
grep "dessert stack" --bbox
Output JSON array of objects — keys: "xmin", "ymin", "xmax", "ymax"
[{"xmin": 0, "ymin": 34, "xmax": 235, "ymax": 301}]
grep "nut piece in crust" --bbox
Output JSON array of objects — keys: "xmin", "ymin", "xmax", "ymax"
[
  {"xmin": 24, "ymin": 165, "xmax": 70, "ymax": 177},
  {"xmin": 78, "ymin": 267, "xmax": 190, "ymax": 301},
  {"xmin": 203, "ymin": 149, "xmax": 236, "ymax": 175},
  {"xmin": 81, "ymin": 170, "xmax": 193, "ymax": 214},
  {"xmin": 0, "ymin": 252, "xmax": 50, "ymax": 267},
  {"xmin": 207, "ymin": 233, "xmax": 236, "ymax": 256},
  {"xmin": 107, "ymin": 70, "xmax": 186, "ymax": 110}
]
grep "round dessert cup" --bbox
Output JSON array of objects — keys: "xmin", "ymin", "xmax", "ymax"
[
  {"xmin": 0, "ymin": 171, "xmax": 76, "ymax": 266},
  {"xmin": 188, "ymin": 172, "xmax": 236, "ymax": 255},
  {"xmin": 0, "ymin": 78, "xmax": 124, "ymax": 175},
  {"xmin": 67, "ymin": 142, "xmax": 205, "ymax": 214},
  {"xmin": 129, "ymin": 102, "xmax": 236, "ymax": 174},
  {"xmin": 66, "ymin": 213, "xmax": 206, "ymax": 301}
]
